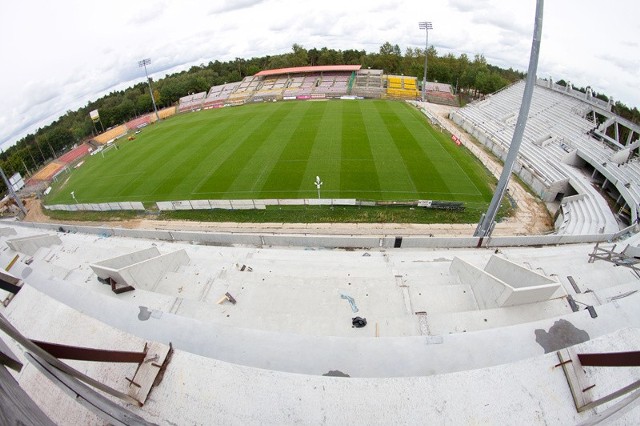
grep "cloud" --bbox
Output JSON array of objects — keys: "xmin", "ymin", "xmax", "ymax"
[
  {"xmin": 596, "ymin": 53, "xmax": 640, "ymax": 74},
  {"xmin": 1, "ymin": 0, "xmax": 639, "ymax": 151},
  {"xmin": 126, "ymin": 2, "xmax": 167, "ymax": 25},
  {"xmin": 448, "ymin": 0, "xmax": 489, "ymax": 13},
  {"xmin": 208, "ymin": 0, "xmax": 264, "ymax": 14}
]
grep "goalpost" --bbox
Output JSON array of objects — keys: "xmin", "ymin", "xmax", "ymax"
[{"xmin": 101, "ymin": 143, "xmax": 119, "ymax": 158}]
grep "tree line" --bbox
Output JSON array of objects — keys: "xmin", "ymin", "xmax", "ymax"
[{"xmin": 1, "ymin": 43, "xmax": 638, "ymax": 192}]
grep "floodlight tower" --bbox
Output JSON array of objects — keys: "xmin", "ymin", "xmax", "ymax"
[
  {"xmin": 138, "ymin": 58, "xmax": 161, "ymax": 122},
  {"xmin": 474, "ymin": 0, "xmax": 544, "ymax": 239},
  {"xmin": 314, "ymin": 176, "xmax": 323, "ymax": 199},
  {"xmin": 0, "ymin": 167, "xmax": 27, "ymax": 217},
  {"xmin": 419, "ymin": 21, "xmax": 433, "ymax": 102}
]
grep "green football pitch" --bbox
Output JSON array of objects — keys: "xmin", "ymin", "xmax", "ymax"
[{"xmin": 46, "ymin": 100, "xmax": 494, "ymax": 206}]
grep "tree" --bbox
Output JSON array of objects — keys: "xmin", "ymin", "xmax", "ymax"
[{"xmin": 291, "ymin": 44, "xmax": 308, "ymax": 66}]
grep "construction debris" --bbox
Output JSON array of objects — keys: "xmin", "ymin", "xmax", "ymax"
[
  {"xmin": 340, "ymin": 294, "xmax": 358, "ymax": 312},
  {"xmin": 352, "ymin": 317, "xmax": 367, "ymax": 328},
  {"xmin": 217, "ymin": 292, "xmax": 237, "ymax": 305}
]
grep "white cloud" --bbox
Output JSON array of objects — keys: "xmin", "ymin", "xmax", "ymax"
[{"xmin": 0, "ymin": 0, "xmax": 638, "ymax": 150}]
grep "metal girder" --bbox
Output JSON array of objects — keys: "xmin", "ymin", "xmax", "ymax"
[{"xmin": 31, "ymin": 340, "xmax": 146, "ymax": 364}]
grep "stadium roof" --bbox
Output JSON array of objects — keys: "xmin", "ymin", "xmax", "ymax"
[{"xmin": 254, "ymin": 65, "xmax": 361, "ymax": 77}]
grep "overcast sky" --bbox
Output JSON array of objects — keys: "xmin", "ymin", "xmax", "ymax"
[{"xmin": 0, "ymin": 0, "xmax": 638, "ymax": 150}]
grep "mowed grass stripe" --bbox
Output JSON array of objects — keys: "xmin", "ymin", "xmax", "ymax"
[
  {"xmin": 45, "ymin": 99, "xmax": 496, "ymax": 206},
  {"xmin": 389, "ymin": 103, "xmax": 485, "ymax": 201},
  {"xmin": 112, "ymin": 122, "xmax": 213, "ymax": 199},
  {"xmin": 148, "ymin": 111, "xmax": 246, "ymax": 200},
  {"xmin": 374, "ymin": 101, "xmax": 454, "ymax": 197},
  {"xmin": 228, "ymin": 101, "xmax": 315, "ymax": 197},
  {"xmin": 260, "ymin": 102, "xmax": 324, "ymax": 197},
  {"xmin": 194, "ymin": 103, "xmax": 292, "ymax": 196},
  {"xmin": 171, "ymin": 107, "xmax": 276, "ymax": 199},
  {"xmin": 146, "ymin": 120, "xmax": 242, "ymax": 199},
  {"xmin": 340, "ymin": 101, "xmax": 381, "ymax": 198},
  {"xmin": 359, "ymin": 101, "xmax": 418, "ymax": 199},
  {"xmin": 404, "ymin": 105, "xmax": 494, "ymax": 201},
  {"xmin": 301, "ymin": 101, "xmax": 343, "ymax": 197}
]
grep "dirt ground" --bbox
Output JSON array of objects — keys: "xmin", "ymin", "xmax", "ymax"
[{"xmin": 23, "ymin": 103, "xmax": 553, "ymax": 237}]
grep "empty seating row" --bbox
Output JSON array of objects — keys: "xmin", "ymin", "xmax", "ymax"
[{"xmin": 451, "ymin": 79, "xmax": 640, "ymax": 226}]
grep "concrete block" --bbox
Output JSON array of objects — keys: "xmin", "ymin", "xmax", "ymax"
[
  {"xmin": 0, "ymin": 227, "xmax": 17, "ymax": 237},
  {"xmin": 156, "ymin": 201, "xmax": 174, "ymax": 211},
  {"xmin": 278, "ymin": 199, "xmax": 303, "ymax": 206},
  {"xmin": 173, "ymin": 231, "xmax": 263, "ymax": 246},
  {"xmin": 451, "ymin": 255, "xmax": 564, "ymax": 309},
  {"xmin": 263, "ymin": 235, "xmax": 380, "ymax": 249},
  {"xmin": 306, "ymin": 198, "xmax": 331, "ymax": 206},
  {"xmin": 230, "ymin": 200, "xmax": 256, "ymax": 209},
  {"xmin": 332, "ymin": 199, "xmax": 357, "ymax": 206},
  {"xmin": 91, "ymin": 247, "xmax": 160, "ymax": 272},
  {"xmin": 402, "ymin": 237, "xmax": 480, "ymax": 248},
  {"xmin": 90, "ymin": 247, "xmax": 190, "ymax": 291},
  {"xmin": 131, "ymin": 202, "xmax": 145, "ymax": 210},
  {"xmin": 190, "ymin": 200, "xmax": 212, "ymax": 209},
  {"xmin": 252, "ymin": 201, "xmax": 266, "ymax": 210},
  {"xmin": 6, "ymin": 234, "xmax": 62, "ymax": 256},
  {"xmin": 485, "ymin": 256, "xmax": 557, "ymax": 289},
  {"xmin": 450, "ymin": 257, "xmax": 506, "ymax": 309},
  {"xmin": 209, "ymin": 200, "xmax": 233, "ymax": 209},
  {"xmin": 171, "ymin": 201, "xmax": 193, "ymax": 210}
]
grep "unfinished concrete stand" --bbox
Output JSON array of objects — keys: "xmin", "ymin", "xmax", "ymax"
[
  {"xmin": 89, "ymin": 247, "xmax": 190, "ymax": 291},
  {"xmin": 450, "ymin": 255, "xmax": 564, "ymax": 309},
  {"xmin": 6, "ymin": 234, "xmax": 62, "ymax": 256},
  {"xmin": 0, "ymin": 227, "xmax": 17, "ymax": 237}
]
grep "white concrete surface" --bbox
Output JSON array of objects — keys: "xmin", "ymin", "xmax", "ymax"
[
  {"xmin": 0, "ymin": 222, "xmax": 639, "ymax": 423},
  {"xmin": 6, "ymin": 234, "xmax": 62, "ymax": 256},
  {"xmin": 4, "ymin": 285, "xmax": 640, "ymax": 425}
]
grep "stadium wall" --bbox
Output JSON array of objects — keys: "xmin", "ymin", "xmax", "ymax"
[
  {"xmin": 45, "ymin": 198, "xmax": 461, "ymax": 212},
  {"xmin": 449, "ymin": 112, "xmax": 557, "ymax": 201},
  {"xmin": 44, "ymin": 202, "xmax": 145, "ymax": 211},
  {"xmin": 13, "ymin": 221, "xmax": 619, "ymax": 248}
]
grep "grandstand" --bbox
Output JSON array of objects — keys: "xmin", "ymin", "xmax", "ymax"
[
  {"xmin": 177, "ymin": 91, "xmax": 207, "ymax": 112},
  {"xmin": 451, "ymin": 78, "xmax": 640, "ymax": 231},
  {"xmin": 56, "ymin": 143, "xmax": 91, "ymax": 165},
  {"xmin": 125, "ymin": 114, "xmax": 152, "ymax": 130},
  {"xmin": 154, "ymin": 105, "xmax": 177, "ymax": 120},
  {"xmin": 25, "ymin": 143, "xmax": 92, "ymax": 187},
  {"xmin": 203, "ymin": 82, "xmax": 240, "ymax": 108},
  {"xmin": 28, "ymin": 161, "xmax": 66, "ymax": 183},
  {"xmin": 92, "ymin": 124, "xmax": 127, "ymax": 144},
  {"xmin": 425, "ymin": 82, "xmax": 458, "ymax": 106},
  {"xmin": 172, "ymin": 66, "xmax": 458, "ymax": 111},
  {"xmin": 385, "ymin": 75, "xmax": 419, "ymax": 99},
  {"xmin": 351, "ymin": 68, "xmax": 385, "ymax": 98}
]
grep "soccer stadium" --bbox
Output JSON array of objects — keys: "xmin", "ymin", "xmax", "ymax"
[{"xmin": 2, "ymin": 12, "xmax": 640, "ymax": 426}]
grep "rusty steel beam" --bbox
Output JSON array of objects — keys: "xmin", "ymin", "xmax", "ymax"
[
  {"xmin": 31, "ymin": 340, "xmax": 146, "ymax": 364},
  {"xmin": 578, "ymin": 351, "xmax": 640, "ymax": 367}
]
